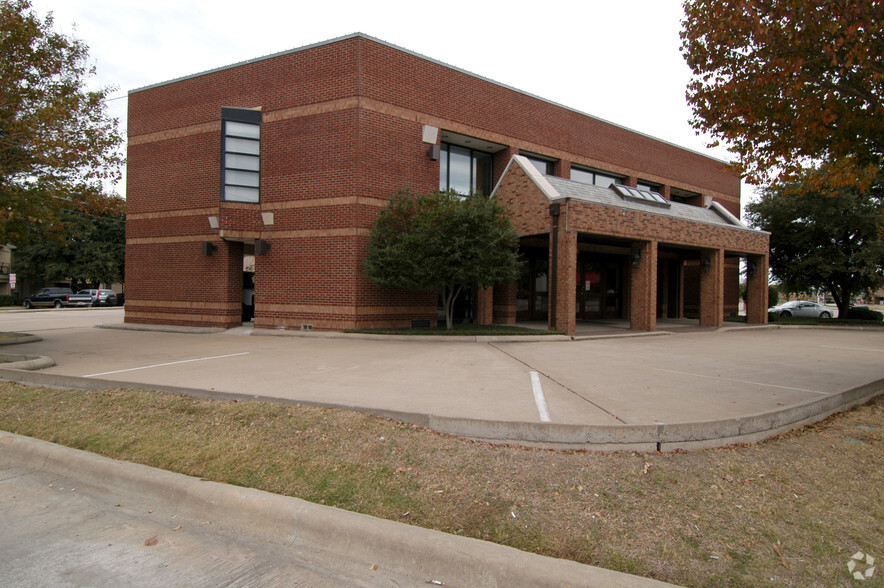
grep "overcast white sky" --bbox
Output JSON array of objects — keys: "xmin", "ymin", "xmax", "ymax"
[{"xmin": 30, "ymin": 0, "xmax": 751, "ymax": 203}]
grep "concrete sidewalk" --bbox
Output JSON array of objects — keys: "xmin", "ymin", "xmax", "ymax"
[{"xmin": 0, "ymin": 431, "xmax": 674, "ymax": 587}]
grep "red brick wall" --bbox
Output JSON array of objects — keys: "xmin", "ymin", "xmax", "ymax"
[
  {"xmin": 357, "ymin": 39, "xmax": 741, "ymax": 213},
  {"xmin": 126, "ymin": 34, "xmax": 749, "ymax": 330}
]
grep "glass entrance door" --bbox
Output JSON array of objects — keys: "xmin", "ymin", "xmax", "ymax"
[
  {"xmin": 517, "ymin": 257, "xmax": 549, "ymax": 321},
  {"xmin": 576, "ymin": 256, "xmax": 623, "ymax": 320}
]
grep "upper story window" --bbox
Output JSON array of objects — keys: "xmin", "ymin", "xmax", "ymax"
[
  {"xmin": 636, "ymin": 180, "xmax": 662, "ymax": 193},
  {"xmin": 440, "ymin": 143, "xmax": 493, "ymax": 195},
  {"xmin": 670, "ymin": 187, "xmax": 703, "ymax": 206},
  {"xmin": 520, "ymin": 151, "xmax": 556, "ymax": 175},
  {"xmin": 570, "ymin": 164, "xmax": 624, "ymax": 188},
  {"xmin": 221, "ymin": 107, "xmax": 261, "ymax": 203}
]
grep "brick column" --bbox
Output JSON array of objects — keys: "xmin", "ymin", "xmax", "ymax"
[
  {"xmin": 553, "ymin": 159, "xmax": 571, "ymax": 179},
  {"xmin": 493, "ymin": 282, "xmax": 517, "ymax": 325},
  {"xmin": 548, "ymin": 201, "xmax": 576, "ymax": 336},
  {"xmin": 699, "ymin": 248, "xmax": 724, "ymax": 327},
  {"xmin": 629, "ymin": 241, "xmax": 658, "ymax": 331},
  {"xmin": 745, "ymin": 254, "xmax": 769, "ymax": 324},
  {"xmin": 477, "ymin": 286, "xmax": 493, "ymax": 325}
]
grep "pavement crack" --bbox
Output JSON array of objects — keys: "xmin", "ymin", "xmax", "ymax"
[{"xmin": 488, "ymin": 343, "xmax": 628, "ymax": 424}]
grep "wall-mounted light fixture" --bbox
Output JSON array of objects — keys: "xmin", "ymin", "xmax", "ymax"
[
  {"xmin": 261, "ymin": 212, "xmax": 274, "ymax": 226},
  {"xmin": 207, "ymin": 216, "xmax": 219, "ymax": 229},
  {"xmin": 201, "ymin": 242, "xmax": 218, "ymax": 256},
  {"xmin": 422, "ymin": 125, "xmax": 438, "ymax": 144},
  {"xmin": 423, "ymin": 125, "xmax": 440, "ymax": 160},
  {"xmin": 632, "ymin": 249, "xmax": 642, "ymax": 269},
  {"xmin": 255, "ymin": 239, "xmax": 271, "ymax": 255},
  {"xmin": 747, "ymin": 260, "xmax": 757, "ymax": 278},
  {"xmin": 703, "ymin": 256, "xmax": 712, "ymax": 274}
]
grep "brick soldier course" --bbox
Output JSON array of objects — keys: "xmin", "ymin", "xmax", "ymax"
[{"xmin": 126, "ymin": 33, "xmax": 769, "ymax": 335}]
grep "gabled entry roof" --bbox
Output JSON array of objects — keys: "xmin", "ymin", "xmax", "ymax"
[{"xmin": 493, "ymin": 155, "xmax": 749, "ymax": 231}]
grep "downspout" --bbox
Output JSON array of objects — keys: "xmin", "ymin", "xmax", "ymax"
[
  {"xmin": 354, "ymin": 36, "xmax": 362, "ymax": 328},
  {"xmin": 549, "ymin": 202, "xmax": 561, "ymax": 330}
]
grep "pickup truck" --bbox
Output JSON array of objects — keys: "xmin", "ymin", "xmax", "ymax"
[{"xmin": 23, "ymin": 287, "xmax": 93, "ymax": 309}]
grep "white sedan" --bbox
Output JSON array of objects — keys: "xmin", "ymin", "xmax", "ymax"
[{"xmin": 768, "ymin": 300, "xmax": 833, "ymax": 318}]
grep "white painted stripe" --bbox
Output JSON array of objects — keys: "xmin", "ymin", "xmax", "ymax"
[
  {"xmin": 821, "ymin": 345, "xmax": 883, "ymax": 353},
  {"xmin": 530, "ymin": 371, "xmax": 551, "ymax": 422},
  {"xmin": 654, "ymin": 368, "xmax": 830, "ymax": 395},
  {"xmin": 85, "ymin": 353, "xmax": 250, "ymax": 378}
]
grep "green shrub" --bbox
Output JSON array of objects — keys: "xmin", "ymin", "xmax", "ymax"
[
  {"xmin": 768, "ymin": 285, "xmax": 779, "ymax": 307},
  {"xmin": 0, "ymin": 295, "xmax": 19, "ymax": 307},
  {"xmin": 846, "ymin": 307, "xmax": 884, "ymax": 321}
]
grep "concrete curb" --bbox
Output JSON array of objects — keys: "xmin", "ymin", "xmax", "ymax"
[
  {"xmin": 0, "ymin": 431, "xmax": 673, "ymax": 587},
  {"xmin": 255, "ymin": 329, "xmax": 574, "ymax": 342},
  {"xmin": 2, "ymin": 368, "xmax": 881, "ymax": 452},
  {"xmin": 0, "ymin": 333, "xmax": 41, "ymax": 346},
  {"xmin": 0, "ymin": 353, "xmax": 55, "ymax": 371},
  {"xmin": 98, "ymin": 323, "xmax": 226, "ymax": 334}
]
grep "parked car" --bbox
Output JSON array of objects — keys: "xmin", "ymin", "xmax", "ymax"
[
  {"xmin": 78, "ymin": 288, "xmax": 118, "ymax": 306},
  {"xmin": 768, "ymin": 300, "xmax": 833, "ymax": 318},
  {"xmin": 23, "ymin": 288, "xmax": 93, "ymax": 309}
]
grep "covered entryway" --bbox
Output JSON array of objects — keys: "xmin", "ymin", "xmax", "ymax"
[{"xmin": 482, "ymin": 156, "xmax": 771, "ymax": 336}]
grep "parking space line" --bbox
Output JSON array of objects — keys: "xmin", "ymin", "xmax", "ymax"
[
  {"xmin": 84, "ymin": 353, "xmax": 250, "ymax": 378},
  {"xmin": 530, "ymin": 371, "xmax": 551, "ymax": 422},
  {"xmin": 821, "ymin": 345, "xmax": 883, "ymax": 353},
  {"xmin": 654, "ymin": 368, "xmax": 830, "ymax": 395}
]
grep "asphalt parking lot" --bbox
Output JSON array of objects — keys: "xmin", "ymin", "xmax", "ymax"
[{"xmin": 2, "ymin": 307, "xmax": 883, "ymax": 449}]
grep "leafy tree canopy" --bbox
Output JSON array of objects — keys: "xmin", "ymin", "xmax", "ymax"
[
  {"xmin": 681, "ymin": 0, "xmax": 883, "ymax": 187},
  {"xmin": 745, "ymin": 166, "xmax": 884, "ymax": 317},
  {"xmin": 364, "ymin": 190, "xmax": 521, "ymax": 329},
  {"xmin": 0, "ymin": 0, "xmax": 123, "ymax": 245},
  {"xmin": 13, "ymin": 196, "xmax": 125, "ymax": 290}
]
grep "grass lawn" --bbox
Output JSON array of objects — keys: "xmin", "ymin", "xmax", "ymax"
[{"xmin": 0, "ymin": 381, "xmax": 881, "ymax": 587}]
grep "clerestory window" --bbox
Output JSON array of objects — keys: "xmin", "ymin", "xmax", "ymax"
[
  {"xmin": 570, "ymin": 165, "xmax": 624, "ymax": 188},
  {"xmin": 221, "ymin": 107, "xmax": 261, "ymax": 203}
]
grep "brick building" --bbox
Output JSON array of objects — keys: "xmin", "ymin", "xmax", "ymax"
[{"xmin": 126, "ymin": 33, "xmax": 770, "ymax": 336}]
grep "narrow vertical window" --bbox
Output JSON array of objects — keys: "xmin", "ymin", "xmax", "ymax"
[{"xmin": 221, "ymin": 107, "xmax": 261, "ymax": 203}]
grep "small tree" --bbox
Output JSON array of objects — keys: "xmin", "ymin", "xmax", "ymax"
[
  {"xmin": 364, "ymin": 190, "xmax": 521, "ymax": 329},
  {"xmin": 745, "ymin": 169, "xmax": 884, "ymax": 318}
]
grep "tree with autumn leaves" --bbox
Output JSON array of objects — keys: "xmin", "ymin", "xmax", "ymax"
[
  {"xmin": 0, "ymin": 0, "xmax": 124, "ymax": 247},
  {"xmin": 681, "ymin": 0, "xmax": 882, "ymax": 186}
]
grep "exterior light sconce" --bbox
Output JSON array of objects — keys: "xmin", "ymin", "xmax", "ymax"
[
  {"xmin": 632, "ymin": 249, "xmax": 642, "ymax": 268},
  {"xmin": 255, "ymin": 239, "xmax": 271, "ymax": 255},
  {"xmin": 201, "ymin": 242, "xmax": 218, "ymax": 256},
  {"xmin": 207, "ymin": 216, "xmax": 219, "ymax": 229},
  {"xmin": 703, "ymin": 256, "xmax": 712, "ymax": 274},
  {"xmin": 747, "ymin": 260, "xmax": 757, "ymax": 278},
  {"xmin": 423, "ymin": 125, "xmax": 440, "ymax": 160}
]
